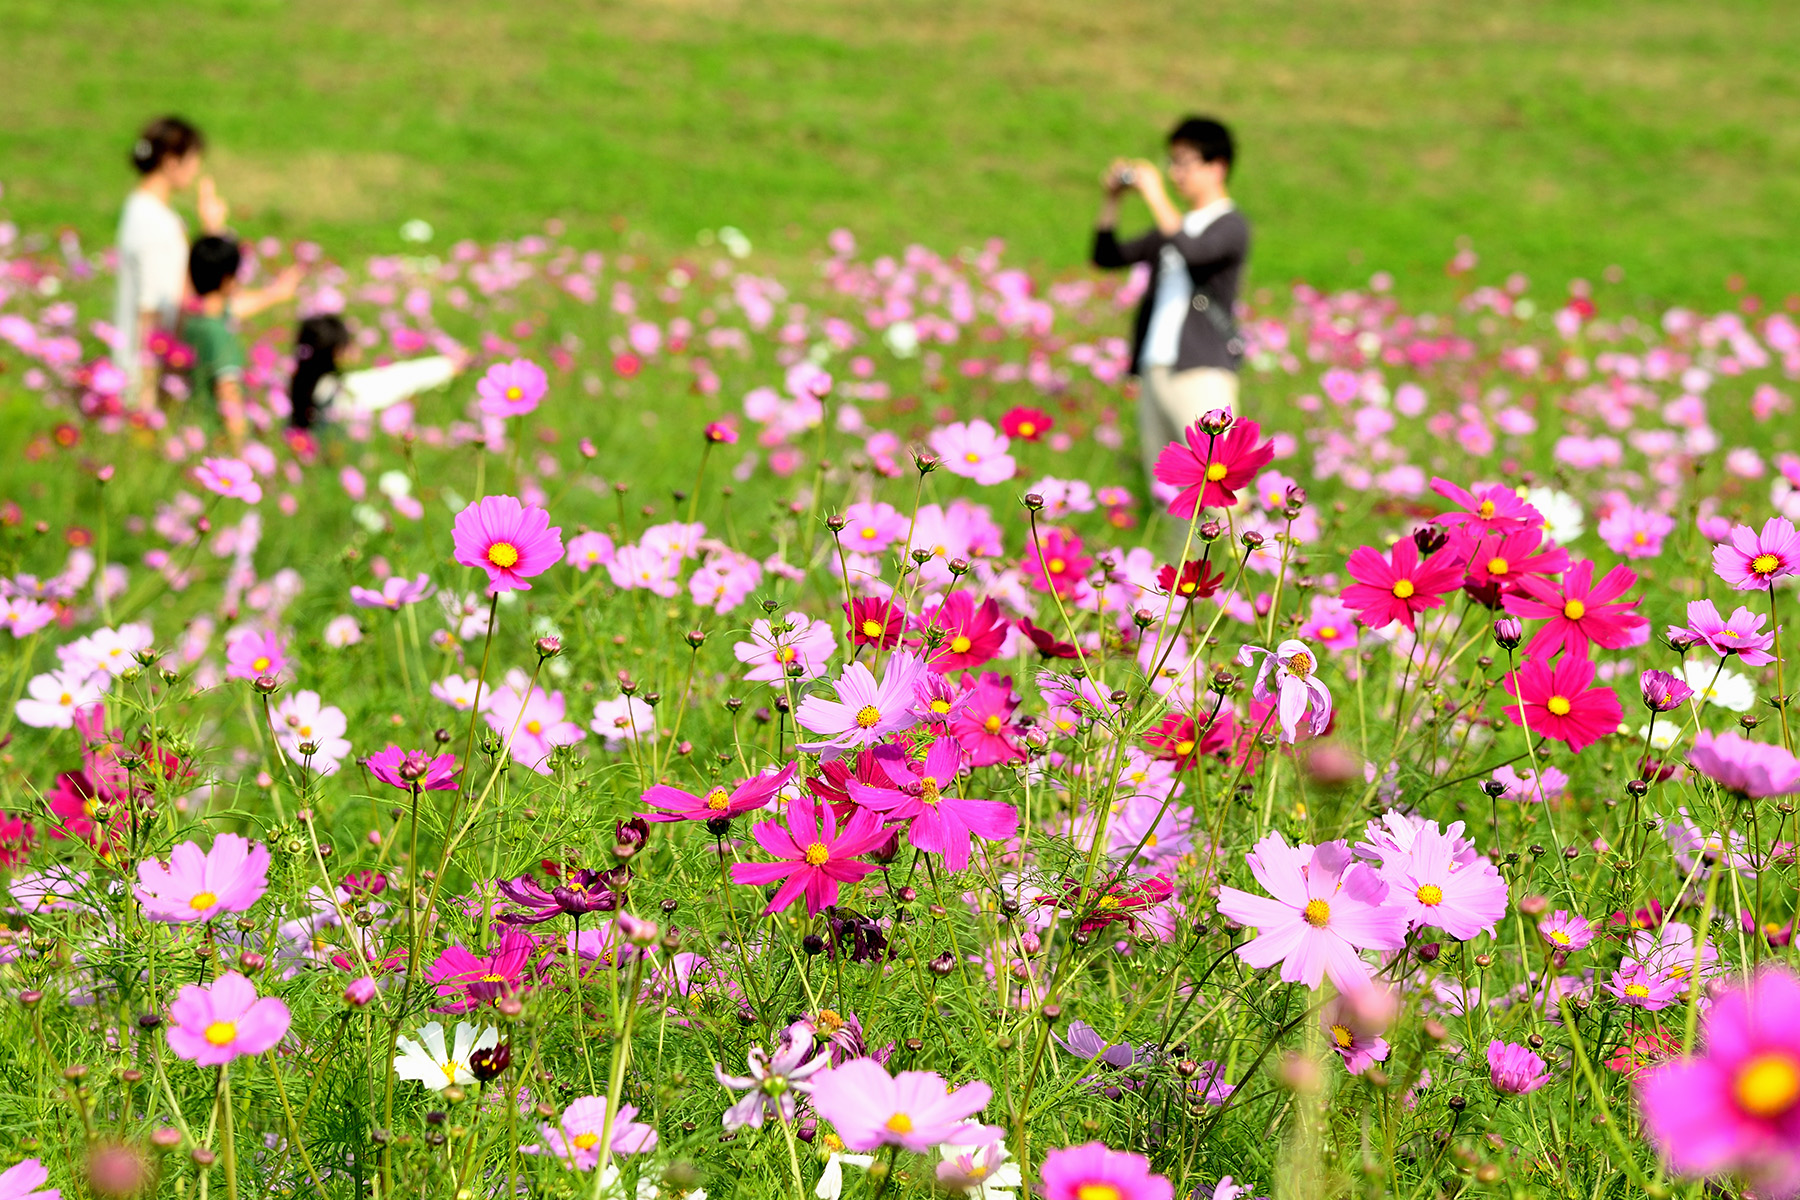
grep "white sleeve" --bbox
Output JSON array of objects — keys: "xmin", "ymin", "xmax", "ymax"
[{"xmin": 338, "ymin": 356, "xmax": 459, "ymax": 413}]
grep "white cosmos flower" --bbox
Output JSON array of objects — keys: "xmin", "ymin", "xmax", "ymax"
[
  {"xmin": 15, "ymin": 669, "xmax": 107, "ymax": 729},
  {"xmin": 393, "ymin": 1021, "xmax": 498, "ymax": 1092},
  {"xmin": 815, "ymin": 1148, "xmax": 876, "ymax": 1200},
  {"xmin": 1524, "ymin": 487, "xmax": 1584, "ymax": 545},
  {"xmin": 1634, "ymin": 721, "xmax": 1679, "ymax": 750},
  {"xmin": 1674, "ymin": 660, "xmax": 1756, "ymax": 714}
]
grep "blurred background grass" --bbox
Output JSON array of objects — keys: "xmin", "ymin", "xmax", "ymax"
[{"xmin": 2, "ymin": 0, "xmax": 1796, "ymax": 305}]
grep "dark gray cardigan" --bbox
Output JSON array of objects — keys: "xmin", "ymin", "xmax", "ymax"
[{"xmin": 1092, "ymin": 209, "xmax": 1250, "ymax": 376}]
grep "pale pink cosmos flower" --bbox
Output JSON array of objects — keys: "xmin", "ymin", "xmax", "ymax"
[
  {"xmin": 733, "ymin": 613, "xmax": 838, "ymax": 683},
  {"xmin": 930, "ymin": 419, "xmax": 1016, "ymax": 486},
  {"xmin": 563, "ymin": 531, "xmax": 616, "ymax": 572},
  {"xmin": 1, "ymin": 595, "xmax": 57, "ymax": 638},
  {"xmin": 606, "ymin": 543, "xmax": 681, "ymax": 597},
  {"xmin": 1236, "ymin": 639, "xmax": 1332, "ymax": 743},
  {"xmin": 1597, "ymin": 504, "xmax": 1675, "ymax": 560},
  {"xmin": 0, "ymin": 1158, "xmax": 58, "ymax": 1200},
  {"xmin": 809, "ymin": 1058, "xmax": 993, "ymax": 1152},
  {"xmin": 525, "ymin": 1095, "xmax": 657, "ymax": 1168},
  {"xmin": 58, "ymin": 623, "xmax": 155, "ymax": 680},
  {"xmin": 135, "ymin": 834, "xmax": 270, "ymax": 923},
  {"xmin": 640, "ymin": 521, "xmax": 706, "ymax": 560},
  {"xmin": 1298, "ymin": 596, "xmax": 1359, "ymax": 652},
  {"xmin": 1673, "ymin": 599, "xmax": 1778, "ymax": 666},
  {"xmin": 839, "ymin": 501, "xmax": 910, "ymax": 554},
  {"xmin": 484, "ymin": 684, "xmax": 586, "ymax": 774},
  {"xmin": 475, "ymin": 358, "xmax": 547, "ymax": 418},
  {"xmin": 349, "ymin": 573, "xmax": 434, "ymax": 611},
  {"xmin": 1713, "ymin": 516, "xmax": 1800, "ymax": 590},
  {"xmin": 590, "ymin": 694, "xmax": 657, "ymax": 748},
  {"xmin": 1373, "ymin": 820, "xmax": 1509, "ymax": 940},
  {"xmin": 1216, "ymin": 832, "xmax": 1408, "ymax": 992},
  {"xmin": 1321, "ymin": 989, "xmax": 1392, "ymax": 1075},
  {"xmin": 795, "ymin": 651, "xmax": 927, "ymax": 753},
  {"xmin": 166, "ymin": 971, "xmax": 291, "ymax": 1065},
  {"xmin": 451, "ymin": 496, "xmax": 563, "ymax": 595},
  {"xmin": 274, "ymin": 690, "xmax": 353, "ymax": 775},
  {"xmin": 194, "ymin": 457, "xmax": 262, "ymax": 504},
  {"xmin": 688, "ymin": 552, "xmax": 763, "ymax": 614},
  {"xmin": 1490, "ymin": 764, "xmax": 1568, "ymax": 804},
  {"xmin": 431, "ymin": 674, "xmax": 487, "ymax": 712},
  {"xmin": 14, "ymin": 669, "xmax": 105, "ymax": 729}
]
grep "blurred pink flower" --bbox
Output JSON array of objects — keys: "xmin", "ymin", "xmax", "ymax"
[{"xmin": 475, "ymin": 358, "xmax": 547, "ymax": 417}]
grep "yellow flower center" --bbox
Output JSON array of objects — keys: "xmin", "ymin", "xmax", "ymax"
[
  {"xmin": 441, "ymin": 1061, "xmax": 461, "ymax": 1083},
  {"xmin": 1735, "ymin": 1054, "xmax": 1800, "ymax": 1117},
  {"xmin": 1416, "ymin": 884, "xmax": 1444, "ymax": 906},
  {"xmin": 481, "ymin": 973, "xmax": 507, "ymax": 983},
  {"xmin": 861, "ymin": 619, "xmax": 884, "ymax": 638},
  {"xmin": 1303, "ymin": 899, "xmax": 1331, "ymax": 927},
  {"xmin": 1078, "ymin": 1186, "xmax": 1122, "ymax": 1200},
  {"xmin": 930, "ymin": 699, "xmax": 951, "ymax": 714},
  {"xmin": 885, "ymin": 1113, "xmax": 914, "ymax": 1134},
  {"xmin": 950, "ymin": 635, "xmax": 972, "ymax": 654},
  {"xmin": 1546, "ymin": 696, "xmax": 1572, "ymax": 716},
  {"xmin": 1048, "ymin": 558, "xmax": 1066, "ymax": 574},
  {"xmin": 774, "ymin": 646, "xmax": 797, "ymax": 663},
  {"xmin": 1318, "ymin": 626, "xmax": 1338, "ymax": 641},
  {"xmin": 1204, "ymin": 463, "xmax": 1228, "ymax": 482},
  {"xmin": 983, "ymin": 715, "xmax": 1002, "ymax": 734},
  {"xmin": 1391, "ymin": 579, "xmax": 1415, "ymax": 599},
  {"xmin": 855, "ymin": 705, "xmax": 882, "ymax": 729},
  {"xmin": 58, "ymin": 692, "xmax": 72, "ymax": 706},
  {"xmin": 817, "ymin": 1009, "xmax": 844, "ymax": 1032},
  {"xmin": 526, "ymin": 719, "xmax": 542, "ymax": 735},
  {"xmin": 1486, "ymin": 557, "xmax": 1509, "ymax": 576},
  {"xmin": 1330, "ymin": 1023, "xmax": 1354, "ymax": 1049},
  {"xmin": 804, "ymin": 843, "xmax": 830, "ymax": 866},
  {"xmin": 920, "ymin": 777, "xmax": 941, "ymax": 805},
  {"xmin": 572, "ymin": 1132, "xmax": 600, "ymax": 1150},
  {"xmin": 1174, "ymin": 739, "xmax": 1195, "ymax": 756},
  {"xmin": 1548, "ymin": 929, "xmax": 1571, "ymax": 945},
  {"xmin": 1633, "ymin": 532, "xmax": 1647, "ymax": 545},
  {"xmin": 1286, "ymin": 652, "xmax": 1314, "ymax": 677},
  {"xmin": 1478, "ymin": 499, "xmax": 1496, "ymax": 518},
  {"xmin": 487, "ymin": 542, "xmax": 521, "ymax": 569},
  {"xmin": 190, "ymin": 891, "xmax": 218, "ymax": 911},
  {"xmin": 964, "ymin": 452, "xmax": 981, "ymax": 464},
  {"xmin": 705, "ymin": 788, "xmax": 731, "ymax": 811},
  {"xmin": 506, "ymin": 386, "xmax": 522, "ymax": 401},
  {"xmin": 204, "ymin": 1021, "xmax": 237, "ymax": 1046},
  {"xmin": 860, "ymin": 526, "xmax": 878, "ymax": 541},
  {"xmin": 1018, "ymin": 422, "xmax": 1036, "ymax": 436},
  {"xmin": 1752, "ymin": 553, "xmax": 1781, "ymax": 576},
  {"xmin": 1624, "ymin": 983, "xmax": 1650, "ymax": 998},
  {"xmin": 1563, "ymin": 599, "xmax": 1586, "ymax": 620},
  {"xmin": 252, "ymin": 656, "xmax": 271, "ymax": 672}
]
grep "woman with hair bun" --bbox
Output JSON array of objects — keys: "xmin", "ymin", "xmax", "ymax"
[{"xmin": 113, "ymin": 115, "xmax": 229, "ymax": 411}]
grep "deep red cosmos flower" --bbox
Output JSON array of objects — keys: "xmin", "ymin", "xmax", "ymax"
[
  {"xmin": 1001, "ymin": 406, "xmax": 1054, "ymax": 442},
  {"xmin": 1502, "ymin": 651, "xmax": 1623, "ymax": 753},
  {"xmin": 1018, "ymin": 617, "xmax": 1079, "ymax": 660},
  {"xmin": 1501, "ymin": 559, "xmax": 1647, "ymax": 660},
  {"xmin": 1038, "ymin": 871, "xmax": 1176, "ymax": 932},
  {"xmin": 1339, "ymin": 539, "xmax": 1466, "ymax": 631},
  {"xmin": 1155, "ymin": 559, "xmax": 1226, "ymax": 601},
  {"xmin": 1154, "ymin": 418, "xmax": 1275, "ymax": 518},
  {"xmin": 843, "ymin": 596, "xmax": 906, "ymax": 650}
]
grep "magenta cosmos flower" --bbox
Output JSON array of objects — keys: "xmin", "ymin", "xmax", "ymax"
[
  {"xmin": 475, "ymin": 358, "xmax": 548, "ymax": 418},
  {"xmin": 1689, "ymin": 730, "xmax": 1800, "ymax": 798},
  {"xmin": 1430, "ymin": 477, "xmax": 1540, "ymax": 537},
  {"xmin": 729, "ymin": 795, "xmax": 890, "ymax": 916},
  {"xmin": 1215, "ymin": 832, "xmax": 1408, "ymax": 993},
  {"xmin": 225, "ymin": 629, "xmax": 286, "ymax": 682},
  {"xmin": 1488, "ymin": 1040, "xmax": 1552, "ymax": 1094},
  {"xmin": 451, "ymin": 496, "xmax": 563, "ymax": 595},
  {"xmin": 135, "ymin": 834, "xmax": 270, "ymax": 923},
  {"xmin": 809, "ymin": 1058, "xmax": 993, "ymax": 1152},
  {"xmin": 1038, "ymin": 1142, "xmax": 1174, "ymax": 1200},
  {"xmin": 193, "ymin": 457, "xmax": 262, "ymax": 504},
  {"xmin": 1638, "ymin": 967, "xmax": 1800, "ymax": 1197},
  {"xmin": 795, "ymin": 651, "xmax": 926, "ymax": 753},
  {"xmin": 1154, "ymin": 418, "xmax": 1275, "ymax": 517},
  {"xmin": 639, "ymin": 761, "xmax": 797, "ymax": 824},
  {"xmin": 166, "ymin": 971, "xmax": 291, "ymax": 1065},
  {"xmin": 1502, "ymin": 652, "xmax": 1623, "ymax": 754},
  {"xmin": 1673, "ymin": 599, "xmax": 1778, "ymax": 666},
  {"xmin": 1502, "ymin": 559, "xmax": 1646, "ymax": 659},
  {"xmin": 1538, "ymin": 909, "xmax": 1598, "ymax": 951},
  {"xmin": 845, "ymin": 741, "xmax": 1018, "ymax": 870},
  {"xmin": 1340, "ymin": 538, "xmax": 1464, "ymax": 632},
  {"xmin": 365, "ymin": 746, "xmax": 458, "ymax": 791},
  {"xmin": 1712, "ymin": 517, "xmax": 1800, "ymax": 590},
  {"xmin": 349, "ymin": 573, "xmax": 434, "ymax": 611}
]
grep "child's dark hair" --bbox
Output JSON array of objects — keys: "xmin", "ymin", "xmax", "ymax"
[
  {"xmin": 1168, "ymin": 116, "xmax": 1234, "ymax": 175},
  {"xmin": 131, "ymin": 116, "xmax": 204, "ymax": 176},
  {"xmin": 289, "ymin": 315, "xmax": 352, "ymax": 430},
  {"xmin": 188, "ymin": 236, "xmax": 241, "ymax": 296}
]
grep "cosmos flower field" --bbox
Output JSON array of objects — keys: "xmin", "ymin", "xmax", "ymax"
[{"xmin": 1, "ymin": 210, "xmax": 1799, "ymax": 1199}]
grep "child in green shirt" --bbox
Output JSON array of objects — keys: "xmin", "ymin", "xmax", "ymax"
[{"xmin": 183, "ymin": 235, "xmax": 302, "ymax": 447}]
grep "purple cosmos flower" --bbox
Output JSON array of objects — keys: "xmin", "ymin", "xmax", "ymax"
[
  {"xmin": 1236, "ymin": 639, "xmax": 1332, "ymax": 743},
  {"xmin": 639, "ymin": 761, "xmax": 797, "ymax": 824},
  {"xmin": 1640, "ymin": 668, "xmax": 1695, "ymax": 713},
  {"xmin": 365, "ymin": 746, "xmax": 458, "ymax": 791},
  {"xmin": 349, "ymin": 573, "xmax": 435, "ymax": 611},
  {"xmin": 1054, "ymin": 1020, "xmax": 1139, "ymax": 1070},
  {"xmin": 1603, "ymin": 962, "xmax": 1684, "ymax": 1011},
  {"xmin": 844, "ymin": 740, "xmax": 1018, "ymax": 871},
  {"xmin": 1488, "ymin": 1040, "xmax": 1552, "ymax": 1094},
  {"xmin": 795, "ymin": 651, "xmax": 927, "ymax": 753},
  {"xmin": 497, "ymin": 868, "xmax": 627, "ymax": 925},
  {"xmin": 1490, "ymin": 763, "xmax": 1568, "ymax": 804},
  {"xmin": 714, "ymin": 1018, "xmax": 831, "ymax": 1130},
  {"xmin": 1672, "ymin": 599, "xmax": 1779, "ymax": 666}
]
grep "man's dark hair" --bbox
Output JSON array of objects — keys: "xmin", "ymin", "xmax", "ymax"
[
  {"xmin": 188, "ymin": 236, "xmax": 242, "ymax": 296},
  {"xmin": 131, "ymin": 116, "xmax": 205, "ymax": 176},
  {"xmin": 1168, "ymin": 116, "xmax": 1234, "ymax": 173}
]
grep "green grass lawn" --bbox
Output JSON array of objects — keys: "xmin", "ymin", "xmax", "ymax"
[{"xmin": 2, "ymin": 0, "xmax": 1797, "ymax": 307}]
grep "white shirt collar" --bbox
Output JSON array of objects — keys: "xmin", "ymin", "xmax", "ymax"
[{"xmin": 1181, "ymin": 198, "xmax": 1235, "ymax": 236}]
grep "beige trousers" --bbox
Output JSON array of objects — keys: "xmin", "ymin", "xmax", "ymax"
[{"xmin": 1140, "ymin": 365, "xmax": 1240, "ymax": 479}]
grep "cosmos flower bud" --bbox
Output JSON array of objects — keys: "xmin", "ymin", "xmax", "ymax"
[
  {"xmin": 535, "ymin": 636, "xmax": 562, "ymax": 659},
  {"xmin": 345, "ymin": 976, "xmax": 378, "ymax": 1007},
  {"xmin": 947, "ymin": 558, "xmax": 970, "ymax": 577},
  {"xmin": 825, "ymin": 514, "xmax": 848, "ymax": 533},
  {"xmin": 1639, "ymin": 668, "xmax": 1693, "ymax": 713},
  {"xmin": 252, "ymin": 675, "xmax": 280, "ymax": 695},
  {"xmin": 578, "ymin": 438, "xmax": 597, "ymax": 459},
  {"xmin": 618, "ymin": 912, "xmax": 660, "ymax": 946},
  {"xmin": 1023, "ymin": 493, "xmax": 1045, "ymax": 511},
  {"xmin": 684, "ymin": 629, "xmax": 707, "ymax": 649},
  {"xmin": 1412, "ymin": 526, "xmax": 1449, "ymax": 557},
  {"xmin": 913, "ymin": 450, "xmax": 939, "ymax": 475},
  {"xmin": 469, "ymin": 1042, "xmax": 511, "ymax": 1081},
  {"xmin": 1198, "ymin": 520, "xmax": 1223, "ymax": 542},
  {"xmin": 1197, "ymin": 408, "xmax": 1235, "ymax": 435},
  {"xmin": 1492, "ymin": 616, "xmax": 1524, "ymax": 650},
  {"xmin": 1240, "ymin": 530, "xmax": 1265, "ymax": 549}
]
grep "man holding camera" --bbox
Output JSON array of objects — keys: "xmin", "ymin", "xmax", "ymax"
[{"xmin": 1093, "ymin": 116, "xmax": 1250, "ymax": 481}]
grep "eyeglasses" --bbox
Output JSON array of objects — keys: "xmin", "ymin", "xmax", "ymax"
[{"xmin": 1167, "ymin": 155, "xmax": 1205, "ymax": 172}]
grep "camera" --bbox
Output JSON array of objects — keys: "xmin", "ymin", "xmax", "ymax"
[{"xmin": 1113, "ymin": 167, "xmax": 1137, "ymax": 188}]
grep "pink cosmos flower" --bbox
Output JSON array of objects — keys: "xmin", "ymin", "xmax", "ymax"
[
  {"xmin": 1712, "ymin": 517, "xmax": 1800, "ymax": 590},
  {"xmin": 606, "ymin": 543, "xmax": 680, "ymax": 596},
  {"xmin": 1640, "ymin": 669, "xmax": 1694, "ymax": 712},
  {"xmin": 1603, "ymin": 962, "xmax": 1684, "ymax": 1011},
  {"xmin": 809, "ymin": 1058, "xmax": 993, "ymax": 1152},
  {"xmin": 1373, "ymin": 820, "xmax": 1508, "ymax": 939},
  {"xmin": 364, "ymin": 746, "xmax": 458, "ymax": 791},
  {"xmin": 795, "ymin": 651, "xmax": 926, "ymax": 753},
  {"xmin": 912, "ymin": 592, "xmax": 1007, "ymax": 674},
  {"xmin": 715, "ymin": 1019, "xmax": 831, "ymax": 1130},
  {"xmin": 527, "ymin": 1095, "xmax": 657, "ymax": 1168},
  {"xmin": 1689, "ymin": 730, "xmax": 1800, "ymax": 798},
  {"xmin": 1502, "ymin": 559, "xmax": 1646, "ymax": 659},
  {"xmin": 1430, "ymin": 478, "xmax": 1540, "ymax": 536},
  {"xmin": 930, "ymin": 419, "xmax": 1016, "ymax": 485},
  {"xmin": 0, "ymin": 1159, "xmax": 58, "ymax": 1200},
  {"xmin": 166, "ymin": 971, "xmax": 292, "ymax": 1065},
  {"xmin": 1022, "ymin": 529, "xmax": 1092, "ymax": 597},
  {"xmin": 949, "ymin": 672, "xmax": 1026, "ymax": 767},
  {"xmin": 135, "ymin": 833, "xmax": 270, "ymax": 923},
  {"xmin": 2, "ymin": 596, "xmax": 58, "ymax": 638},
  {"xmin": 14, "ymin": 669, "xmax": 106, "ymax": 729},
  {"xmin": 846, "ymin": 741, "xmax": 1018, "ymax": 870},
  {"xmin": 1490, "ymin": 763, "xmax": 1568, "ymax": 804},
  {"xmin": 451, "ymin": 496, "xmax": 563, "ymax": 595},
  {"xmin": 1038, "ymin": 1143, "xmax": 1174, "ymax": 1200},
  {"xmin": 1674, "ymin": 599, "xmax": 1778, "ymax": 666},
  {"xmin": 563, "ymin": 531, "xmax": 617, "ymax": 572},
  {"xmin": 349, "ymin": 574, "xmax": 434, "ymax": 611},
  {"xmin": 1321, "ymin": 990, "xmax": 1392, "ymax": 1076},
  {"xmin": 194, "ymin": 457, "xmax": 262, "ymax": 504},
  {"xmin": 1638, "ymin": 967, "xmax": 1800, "ymax": 1196},
  {"xmin": 475, "ymin": 358, "xmax": 548, "ymax": 418},
  {"xmin": 1598, "ymin": 504, "xmax": 1675, "ymax": 560},
  {"xmin": 1154, "ymin": 418, "xmax": 1275, "ymax": 517},
  {"xmin": 1298, "ymin": 596, "xmax": 1359, "ymax": 651},
  {"xmin": 729, "ymin": 794, "xmax": 891, "ymax": 916},
  {"xmin": 639, "ymin": 761, "xmax": 798, "ymax": 824},
  {"xmin": 427, "ymin": 929, "xmax": 537, "ymax": 1013},
  {"xmin": 1215, "ymin": 832, "xmax": 1408, "ymax": 992},
  {"xmin": 839, "ymin": 500, "xmax": 910, "ymax": 554},
  {"xmin": 483, "ymin": 683, "xmax": 586, "ymax": 774},
  {"xmin": 1502, "ymin": 652, "xmax": 1624, "ymax": 754},
  {"xmin": 225, "ymin": 629, "xmax": 286, "ymax": 681},
  {"xmin": 1341, "ymin": 539, "xmax": 1464, "ymax": 632},
  {"xmin": 1236, "ymin": 640, "xmax": 1332, "ymax": 743},
  {"xmin": 1538, "ymin": 909, "xmax": 1598, "ymax": 951},
  {"xmin": 734, "ymin": 613, "xmax": 837, "ymax": 683},
  {"xmin": 1488, "ymin": 1040, "xmax": 1552, "ymax": 1094},
  {"xmin": 274, "ymin": 690, "xmax": 353, "ymax": 774}
]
